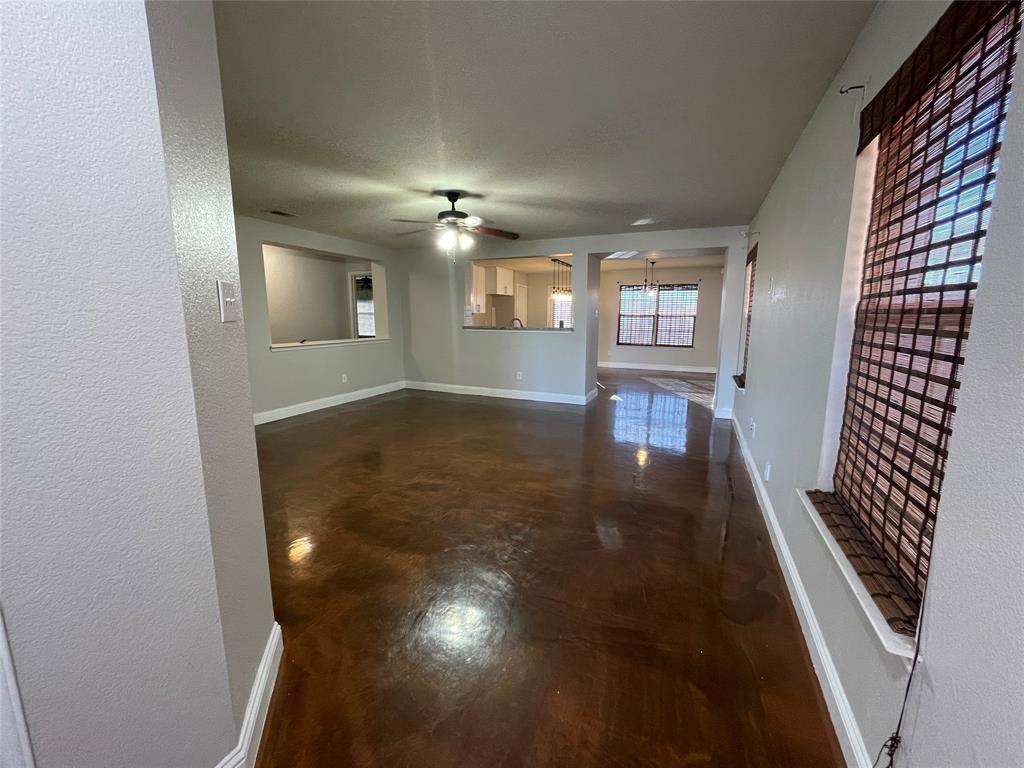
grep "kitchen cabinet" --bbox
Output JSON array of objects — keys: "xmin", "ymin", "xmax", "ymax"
[
  {"xmin": 485, "ymin": 266, "xmax": 514, "ymax": 296},
  {"xmin": 469, "ymin": 264, "xmax": 487, "ymax": 313}
]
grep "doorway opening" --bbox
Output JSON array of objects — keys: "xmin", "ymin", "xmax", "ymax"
[{"xmin": 590, "ymin": 248, "xmax": 727, "ymax": 413}]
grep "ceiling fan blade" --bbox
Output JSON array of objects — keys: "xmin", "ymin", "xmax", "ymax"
[
  {"xmin": 474, "ymin": 225, "xmax": 520, "ymax": 241},
  {"xmin": 391, "ymin": 218, "xmax": 437, "ymax": 224},
  {"xmin": 395, "ymin": 229, "xmax": 428, "ymax": 236}
]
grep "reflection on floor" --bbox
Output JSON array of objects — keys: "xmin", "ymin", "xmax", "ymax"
[
  {"xmin": 642, "ymin": 373, "xmax": 716, "ymax": 409},
  {"xmin": 254, "ymin": 370, "xmax": 842, "ymax": 768}
]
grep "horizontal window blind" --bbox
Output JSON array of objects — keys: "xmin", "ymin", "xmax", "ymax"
[
  {"xmin": 735, "ymin": 246, "xmax": 758, "ymax": 388},
  {"xmin": 812, "ymin": 0, "xmax": 1020, "ymax": 635},
  {"xmin": 655, "ymin": 284, "xmax": 698, "ymax": 347},
  {"xmin": 550, "ymin": 294, "xmax": 573, "ymax": 328},
  {"xmin": 617, "ymin": 284, "xmax": 698, "ymax": 346},
  {"xmin": 617, "ymin": 285, "xmax": 657, "ymax": 345}
]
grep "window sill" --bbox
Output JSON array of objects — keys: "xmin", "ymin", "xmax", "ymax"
[
  {"xmin": 615, "ymin": 343, "xmax": 695, "ymax": 349},
  {"xmin": 795, "ymin": 489, "xmax": 917, "ymax": 660},
  {"xmin": 269, "ymin": 337, "xmax": 392, "ymax": 351}
]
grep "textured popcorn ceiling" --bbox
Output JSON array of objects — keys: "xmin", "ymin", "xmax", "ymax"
[{"xmin": 213, "ymin": 1, "xmax": 874, "ymax": 247}]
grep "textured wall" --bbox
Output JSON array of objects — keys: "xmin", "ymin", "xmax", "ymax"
[
  {"xmin": 598, "ymin": 266, "xmax": 723, "ymax": 369},
  {"xmin": 236, "ymin": 216, "xmax": 407, "ymax": 415},
  {"xmin": 0, "ymin": 2, "xmax": 236, "ymax": 765},
  {"xmin": 146, "ymin": 0, "xmax": 275, "ymax": 728}
]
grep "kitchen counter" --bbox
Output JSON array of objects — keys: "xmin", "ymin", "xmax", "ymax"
[{"xmin": 461, "ymin": 326, "xmax": 573, "ymax": 332}]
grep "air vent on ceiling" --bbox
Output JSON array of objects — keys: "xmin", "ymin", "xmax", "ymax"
[{"xmin": 264, "ymin": 209, "xmax": 296, "ymax": 218}]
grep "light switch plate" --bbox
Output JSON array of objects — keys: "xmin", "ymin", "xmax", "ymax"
[{"xmin": 217, "ymin": 280, "xmax": 240, "ymax": 323}]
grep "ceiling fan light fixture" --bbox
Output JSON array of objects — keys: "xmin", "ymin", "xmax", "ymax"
[
  {"xmin": 437, "ymin": 226, "xmax": 458, "ymax": 251},
  {"xmin": 458, "ymin": 232, "xmax": 474, "ymax": 250},
  {"xmin": 464, "ymin": 215, "xmax": 483, "ymax": 228}
]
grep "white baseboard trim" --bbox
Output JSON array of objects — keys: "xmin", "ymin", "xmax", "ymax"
[
  {"xmin": 255, "ymin": 379, "xmax": 596, "ymax": 424},
  {"xmin": 215, "ymin": 622, "xmax": 283, "ymax": 768},
  {"xmin": 713, "ymin": 407, "xmax": 733, "ymax": 420},
  {"xmin": 404, "ymin": 380, "xmax": 589, "ymax": 405},
  {"xmin": 729, "ymin": 418, "xmax": 870, "ymax": 768},
  {"xmin": 253, "ymin": 381, "xmax": 405, "ymax": 424},
  {"xmin": 597, "ymin": 361, "xmax": 717, "ymax": 373}
]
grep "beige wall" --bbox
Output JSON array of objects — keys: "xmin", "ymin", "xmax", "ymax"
[{"xmin": 598, "ymin": 265, "xmax": 722, "ymax": 370}]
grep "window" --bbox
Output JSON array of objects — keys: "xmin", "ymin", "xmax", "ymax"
[
  {"xmin": 352, "ymin": 274, "xmax": 375, "ymax": 337},
  {"xmin": 733, "ymin": 245, "xmax": 758, "ymax": 389},
  {"xmin": 810, "ymin": 0, "xmax": 1020, "ymax": 636},
  {"xmin": 261, "ymin": 243, "xmax": 386, "ymax": 346},
  {"xmin": 617, "ymin": 283, "xmax": 698, "ymax": 347},
  {"xmin": 549, "ymin": 292, "xmax": 573, "ymax": 328}
]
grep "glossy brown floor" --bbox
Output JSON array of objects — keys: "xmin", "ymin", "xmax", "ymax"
[{"xmin": 254, "ymin": 372, "xmax": 842, "ymax": 767}]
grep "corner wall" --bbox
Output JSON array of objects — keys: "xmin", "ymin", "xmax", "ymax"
[
  {"xmin": 146, "ymin": 0, "xmax": 276, "ymax": 727},
  {"xmin": 1, "ymin": 2, "xmax": 240, "ymax": 764}
]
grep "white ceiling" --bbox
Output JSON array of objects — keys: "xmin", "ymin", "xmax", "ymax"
[{"xmin": 214, "ymin": 1, "xmax": 874, "ymax": 248}]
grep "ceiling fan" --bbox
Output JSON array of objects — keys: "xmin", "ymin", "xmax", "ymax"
[{"xmin": 392, "ymin": 190, "xmax": 520, "ymax": 252}]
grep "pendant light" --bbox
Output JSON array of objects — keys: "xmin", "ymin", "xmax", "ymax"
[
  {"xmin": 643, "ymin": 259, "xmax": 659, "ymax": 297},
  {"xmin": 551, "ymin": 258, "xmax": 572, "ymax": 301}
]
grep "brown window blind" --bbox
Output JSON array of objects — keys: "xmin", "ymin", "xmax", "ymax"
[
  {"xmin": 617, "ymin": 284, "xmax": 698, "ymax": 347},
  {"xmin": 858, "ymin": 1, "xmax": 1017, "ymax": 153},
  {"xmin": 812, "ymin": 0, "xmax": 1020, "ymax": 636},
  {"xmin": 734, "ymin": 245, "xmax": 758, "ymax": 389}
]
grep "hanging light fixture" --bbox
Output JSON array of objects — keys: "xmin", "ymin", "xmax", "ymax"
[
  {"xmin": 551, "ymin": 258, "xmax": 572, "ymax": 301},
  {"xmin": 643, "ymin": 259, "xmax": 659, "ymax": 296}
]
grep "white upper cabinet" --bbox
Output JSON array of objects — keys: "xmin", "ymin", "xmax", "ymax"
[
  {"xmin": 485, "ymin": 266, "xmax": 514, "ymax": 296},
  {"xmin": 470, "ymin": 264, "xmax": 487, "ymax": 313}
]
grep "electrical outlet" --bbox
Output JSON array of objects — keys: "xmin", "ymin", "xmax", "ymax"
[
  {"xmin": 749, "ymin": 418, "xmax": 756, "ymax": 440},
  {"xmin": 764, "ymin": 462, "xmax": 772, "ymax": 481},
  {"xmin": 516, "ymin": 371, "xmax": 523, "ymax": 381},
  {"xmin": 342, "ymin": 374, "xmax": 348, "ymax": 384}
]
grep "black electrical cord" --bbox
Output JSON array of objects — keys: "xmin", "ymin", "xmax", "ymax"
[{"xmin": 872, "ymin": 583, "xmax": 929, "ymax": 768}]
